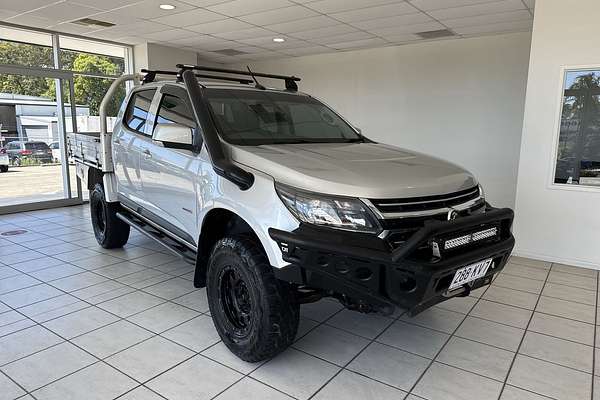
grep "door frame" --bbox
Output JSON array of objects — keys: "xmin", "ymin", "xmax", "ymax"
[{"xmin": 0, "ymin": 63, "xmax": 83, "ymax": 215}]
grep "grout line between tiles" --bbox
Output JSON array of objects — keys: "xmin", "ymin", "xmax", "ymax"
[
  {"xmin": 590, "ymin": 269, "xmax": 598, "ymax": 399},
  {"xmin": 496, "ymin": 261, "xmax": 553, "ymax": 399}
]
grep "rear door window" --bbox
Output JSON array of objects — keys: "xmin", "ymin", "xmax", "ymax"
[{"xmin": 124, "ymin": 89, "xmax": 156, "ymax": 135}]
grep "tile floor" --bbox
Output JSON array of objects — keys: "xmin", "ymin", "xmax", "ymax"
[{"xmin": 0, "ymin": 205, "xmax": 598, "ymax": 400}]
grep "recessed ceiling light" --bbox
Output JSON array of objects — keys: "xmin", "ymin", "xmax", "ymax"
[
  {"xmin": 273, "ymin": 37, "xmax": 285, "ymax": 43},
  {"xmin": 159, "ymin": 4, "xmax": 176, "ymax": 10}
]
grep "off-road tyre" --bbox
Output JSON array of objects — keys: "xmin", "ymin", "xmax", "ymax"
[
  {"xmin": 207, "ymin": 236, "xmax": 299, "ymax": 362},
  {"xmin": 90, "ymin": 183, "xmax": 130, "ymax": 249}
]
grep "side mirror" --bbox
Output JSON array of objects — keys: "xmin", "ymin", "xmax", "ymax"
[{"xmin": 153, "ymin": 123, "xmax": 193, "ymax": 148}]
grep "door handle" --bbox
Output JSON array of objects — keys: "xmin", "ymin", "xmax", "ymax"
[{"xmin": 142, "ymin": 149, "xmax": 152, "ymax": 159}]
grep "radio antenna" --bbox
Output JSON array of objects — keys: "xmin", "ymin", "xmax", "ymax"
[{"xmin": 246, "ymin": 66, "xmax": 266, "ymax": 90}]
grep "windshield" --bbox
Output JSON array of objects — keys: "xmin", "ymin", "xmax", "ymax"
[{"xmin": 204, "ymin": 89, "xmax": 362, "ymax": 145}]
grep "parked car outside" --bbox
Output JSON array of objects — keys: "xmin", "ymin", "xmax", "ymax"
[
  {"xmin": 0, "ymin": 147, "xmax": 8, "ymax": 172},
  {"xmin": 5, "ymin": 141, "xmax": 53, "ymax": 166}
]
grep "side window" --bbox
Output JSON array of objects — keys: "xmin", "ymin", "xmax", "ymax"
[
  {"xmin": 124, "ymin": 89, "xmax": 156, "ymax": 134},
  {"xmin": 155, "ymin": 94, "xmax": 197, "ymax": 130}
]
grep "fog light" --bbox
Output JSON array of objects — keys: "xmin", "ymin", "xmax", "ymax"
[{"xmin": 444, "ymin": 227, "xmax": 498, "ymax": 250}]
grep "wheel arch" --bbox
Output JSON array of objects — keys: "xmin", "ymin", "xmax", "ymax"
[{"xmin": 194, "ymin": 208, "xmax": 263, "ymax": 288}]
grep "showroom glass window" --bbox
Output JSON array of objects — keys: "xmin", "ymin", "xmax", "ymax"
[
  {"xmin": 59, "ymin": 37, "xmax": 128, "ymax": 131},
  {"xmin": 554, "ymin": 69, "xmax": 600, "ymax": 186},
  {"xmin": 0, "ymin": 25, "xmax": 132, "ymax": 208}
]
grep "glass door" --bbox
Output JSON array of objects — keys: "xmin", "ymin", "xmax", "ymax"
[{"xmin": 0, "ymin": 65, "xmax": 81, "ymax": 213}]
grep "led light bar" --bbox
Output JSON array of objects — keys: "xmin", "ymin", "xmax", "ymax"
[{"xmin": 444, "ymin": 227, "xmax": 498, "ymax": 250}]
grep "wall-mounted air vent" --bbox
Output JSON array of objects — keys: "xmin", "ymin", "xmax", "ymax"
[
  {"xmin": 415, "ymin": 29, "xmax": 456, "ymax": 39},
  {"xmin": 71, "ymin": 18, "xmax": 115, "ymax": 28}
]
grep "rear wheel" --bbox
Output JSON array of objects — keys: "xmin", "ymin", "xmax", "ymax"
[
  {"xmin": 90, "ymin": 183, "xmax": 130, "ymax": 248},
  {"xmin": 207, "ymin": 236, "xmax": 299, "ymax": 362},
  {"xmin": 0, "ymin": 165, "xmax": 7, "ymax": 173}
]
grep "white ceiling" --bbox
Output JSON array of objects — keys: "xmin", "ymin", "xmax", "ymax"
[{"xmin": 0, "ymin": 0, "xmax": 535, "ymax": 63}]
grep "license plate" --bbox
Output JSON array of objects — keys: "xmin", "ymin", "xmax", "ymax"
[{"xmin": 448, "ymin": 258, "xmax": 493, "ymax": 290}]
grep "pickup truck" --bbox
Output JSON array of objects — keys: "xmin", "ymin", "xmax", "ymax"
[{"xmin": 68, "ymin": 64, "xmax": 515, "ymax": 362}]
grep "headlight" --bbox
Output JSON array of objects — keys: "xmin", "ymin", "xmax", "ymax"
[{"xmin": 275, "ymin": 184, "xmax": 381, "ymax": 233}]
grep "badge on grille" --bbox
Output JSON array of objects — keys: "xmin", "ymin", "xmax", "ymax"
[{"xmin": 447, "ymin": 208, "xmax": 458, "ymax": 221}]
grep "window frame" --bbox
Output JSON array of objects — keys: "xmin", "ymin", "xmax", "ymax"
[
  {"xmin": 152, "ymin": 85, "xmax": 203, "ymax": 150},
  {"xmin": 153, "ymin": 93, "xmax": 197, "ymax": 132},
  {"xmin": 549, "ymin": 64, "xmax": 600, "ymax": 193},
  {"xmin": 123, "ymin": 88, "xmax": 157, "ymax": 136}
]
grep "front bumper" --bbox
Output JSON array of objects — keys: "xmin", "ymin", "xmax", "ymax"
[{"xmin": 269, "ymin": 207, "xmax": 514, "ymax": 316}]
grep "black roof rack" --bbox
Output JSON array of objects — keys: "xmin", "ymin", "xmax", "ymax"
[
  {"xmin": 140, "ymin": 69, "xmax": 253, "ymax": 85},
  {"xmin": 176, "ymin": 64, "xmax": 301, "ymax": 92}
]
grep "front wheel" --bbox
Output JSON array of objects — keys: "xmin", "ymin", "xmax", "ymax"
[
  {"xmin": 207, "ymin": 236, "xmax": 299, "ymax": 362},
  {"xmin": 90, "ymin": 183, "xmax": 130, "ymax": 249}
]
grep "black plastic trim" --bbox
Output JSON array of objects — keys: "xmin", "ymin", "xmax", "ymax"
[
  {"xmin": 118, "ymin": 195, "xmax": 196, "ymax": 248},
  {"xmin": 269, "ymin": 207, "xmax": 515, "ymax": 315},
  {"xmin": 117, "ymin": 211, "xmax": 196, "ymax": 264}
]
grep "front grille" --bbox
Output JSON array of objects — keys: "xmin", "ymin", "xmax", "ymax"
[
  {"xmin": 369, "ymin": 186, "xmax": 481, "ymax": 216},
  {"xmin": 382, "ymin": 201, "xmax": 486, "ymax": 250}
]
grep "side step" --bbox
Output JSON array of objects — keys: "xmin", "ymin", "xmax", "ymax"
[{"xmin": 116, "ymin": 212, "xmax": 197, "ymax": 264}]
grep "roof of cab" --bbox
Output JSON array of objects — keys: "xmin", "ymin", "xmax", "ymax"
[{"xmin": 138, "ymin": 79, "xmax": 309, "ymax": 96}]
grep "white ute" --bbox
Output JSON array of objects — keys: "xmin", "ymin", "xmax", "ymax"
[{"xmin": 68, "ymin": 64, "xmax": 515, "ymax": 361}]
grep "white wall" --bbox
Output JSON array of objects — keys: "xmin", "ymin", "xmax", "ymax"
[
  {"xmin": 133, "ymin": 43, "xmax": 197, "ymax": 72},
  {"xmin": 514, "ymin": 0, "xmax": 600, "ymax": 268},
  {"xmin": 232, "ymin": 32, "xmax": 531, "ymax": 208}
]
